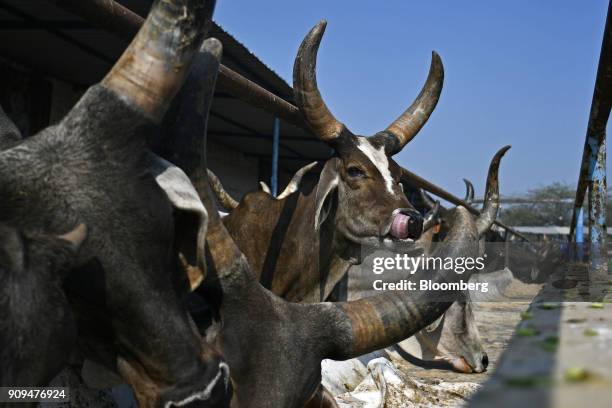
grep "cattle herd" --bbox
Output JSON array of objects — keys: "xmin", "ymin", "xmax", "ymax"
[{"xmin": 0, "ymin": 0, "xmax": 561, "ymax": 407}]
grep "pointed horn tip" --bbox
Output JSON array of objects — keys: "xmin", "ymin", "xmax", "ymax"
[
  {"xmin": 497, "ymin": 145, "xmax": 511, "ymax": 157},
  {"xmin": 430, "ymin": 51, "xmax": 444, "ymax": 71},
  {"xmin": 306, "ymin": 20, "xmax": 327, "ymax": 43},
  {"xmin": 58, "ymin": 223, "xmax": 88, "ymax": 249}
]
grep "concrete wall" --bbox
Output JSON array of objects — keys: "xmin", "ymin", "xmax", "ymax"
[{"xmin": 206, "ymin": 138, "xmax": 261, "ymax": 200}]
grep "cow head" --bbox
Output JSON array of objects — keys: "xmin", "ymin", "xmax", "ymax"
[
  {"xmin": 400, "ymin": 299, "xmax": 488, "ymax": 373},
  {"xmin": 293, "ymin": 21, "xmax": 444, "ymax": 245},
  {"xmin": 1, "ymin": 224, "xmax": 86, "ymax": 386}
]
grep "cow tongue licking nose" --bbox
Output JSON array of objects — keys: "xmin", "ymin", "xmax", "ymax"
[{"xmin": 390, "ymin": 210, "xmax": 423, "ymax": 239}]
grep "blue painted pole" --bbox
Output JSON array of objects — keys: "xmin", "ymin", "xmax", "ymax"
[
  {"xmin": 271, "ymin": 117, "xmax": 280, "ymax": 197},
  {"xmin": 587, "ymin": 135, "xmax": 607, "ymax": 279},
  {"xmin": 576, "ymin": 206, "xmax": 584, "ymax": 261}
]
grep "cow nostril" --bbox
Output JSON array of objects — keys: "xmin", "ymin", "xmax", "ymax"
[{"xmin": 481, "ymin": 353, "xmax": 489, "ymax": 369}]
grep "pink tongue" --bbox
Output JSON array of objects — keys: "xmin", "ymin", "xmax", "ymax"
[{"xmin": 390, "ymin": 213, "xmax": 410, "ymax": 239}]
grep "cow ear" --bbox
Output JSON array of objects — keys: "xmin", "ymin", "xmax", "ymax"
[
  {"xmin": 0, "ymin": 104, "xmax": 22, "ymax": 150},
  {"xmin": 314, "ymin": 157, "xmax": 340, "ymax": 231}
]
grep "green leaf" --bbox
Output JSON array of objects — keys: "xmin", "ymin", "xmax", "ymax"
[
  {"xmin": 517, "ymin": 326, "xmax": 539, "ymax": 337},
  {"xmin": 564, "ymin": 367, "xmax": 591, "ymax": 382},
  {"xmin": 589, "ymin": 303, "xmax": 604, "ymax": 309},
  {"xmin": 565, "ymin": 318, "xmax": 586, "ymax": 324},
  {"xmin": 539, "ymin": 336, "xmax": 559, "ymax": 352},
  {"xmin": 538, "ymin": 302, "xmax": 559, "ymax": 310}
]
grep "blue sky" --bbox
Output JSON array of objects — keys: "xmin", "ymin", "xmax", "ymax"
[{"xmin": 214, "ymin": 1, "xmax": 609, "ymax": 198}]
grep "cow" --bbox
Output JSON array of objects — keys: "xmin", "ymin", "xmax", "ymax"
[
  {"xmin": 0, "ymin": 0, "xmax": 229, "ymax": 406},
  {"xmin": 210, "ymin": 165, "xmax": 489, "ymax": 374},
  {"xmin": 196, "ymin": 145, "xmax": 503, "ymax": 408},
  {"xmin": 321, "ymin": 150, "xmax": 508, "ymax": 379},
  {"xmin": 0, "ymin": 223, "xmax": 86, "ymax": 387},
  {"xmin": 158, "ymin": 31, "xmax": 506, "ymax": 408},
  {"xmin": 218, "ymin": 20, "xmax": 444, "ymax": 306},
  {"xmin": 417, "ymin": 178, "xmax": 564, "ymax": 283}
]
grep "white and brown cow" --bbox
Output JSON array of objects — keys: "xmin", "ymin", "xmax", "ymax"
[{"xmin": 217, "ymin": 20, "xmax": 444, "ymax": 304}]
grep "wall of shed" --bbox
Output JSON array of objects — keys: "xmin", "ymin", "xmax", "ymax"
[
  {"xmin": 207, "ymin": 138, "xmax": 261, "ymax": 199},
  {"xmin": 2, "ymin": 60, "xmax": 277, "ymax": 200}
]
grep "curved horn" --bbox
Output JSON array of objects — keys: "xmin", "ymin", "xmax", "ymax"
[
  {"xmin": 102, "ymin": 0, "xmax": 216, "ymax": 121},
  {"xmin": 463, "ymin": 178, "xmax": 475, "ymax": 204},
  {"xmin": 384, "ymin": 52, "xmax": 444, "ymax": 154},
  {"xmin": 293, "ymin": 21, "xmax": 345, "ymax": 143},
  {"xmin": 419, "ymin": 188, "xmax": 437, "ymax": 211},
  {"xmin": 259, "ymin": 182, "xmax": 271, "ymax": 194},
  {"xmin": 277, "ymin": 161, "xmax": 317, "ymax": 199},
  {"xmin": 207, "ymin": 169, "xmax": 238, "ymax": 210},
  {"xmin": 330, "ymin": 206, "xmax": 479, "ymax": 359},
  {"xmin": 476, "ymin": 146, "xmax": 510, "ymax": 237},
  {"xmin": 422, "ymin": 200, "xmax": 440, "ymax": 232}
]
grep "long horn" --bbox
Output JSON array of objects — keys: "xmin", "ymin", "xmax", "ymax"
[
  {"xmin": 207, "ymin": 169, "xmax": 239, "ymax": 210},
  {"xmin": 102, "ymin": 0, "xmax": 216, "ymax": 121},
  {"xmin": 384, "ymin": 52, "xmax": 444, "ymax": 154},
  {"xmin": 476, "ymin": 146, "xmax": 510, "ymax": 237},
  {"xmin": 293, "ymin": 21, "xmax": 345, "ymax": 143},
  {"xmin": 277, "ymin": 161, "xmax": 317, "ymax": 199},
  {"xmin": 329, "ymin": 206, "xmax": 479, "ymax": 359},
  {"xmin": 463, "ymin": 178, "xmax": 475, "ymax": 204},
  {"xmin": 157, "ymin": 38, "xmax": 222, "ymax": 293},
  {"xmin": 419, "ymin": 188, "xmax": 437, "ymax": 210}
]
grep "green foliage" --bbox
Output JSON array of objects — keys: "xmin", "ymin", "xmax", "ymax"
[
  {"xmin": 499, "ymin": 181, "xmax": 611, "ymax": 226},
  {"xmin": 499, "ymin": 182, "xmax": 575, "ymax": 226}
]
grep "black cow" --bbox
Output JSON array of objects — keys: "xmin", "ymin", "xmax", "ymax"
[
  {"xmin": 1, "ymin": 224, "xmax": 86, "ymax": 387},
  {"xmin": 0, "ymin": 0, "xmax": 229, "ymax": 406}
]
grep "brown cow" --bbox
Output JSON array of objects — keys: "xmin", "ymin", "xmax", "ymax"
[{"xmin": 219, "ymin": 20, "xmax": 445, "ymax": 304}]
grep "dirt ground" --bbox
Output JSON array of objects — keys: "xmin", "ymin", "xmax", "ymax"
[{"xmin": 382, "ymin": 280, "xmax": 543, "ymax": 406}]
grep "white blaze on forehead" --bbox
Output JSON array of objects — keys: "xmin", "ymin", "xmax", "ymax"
[{"xmin": 356, "ymin": 138, "xmax": 394, "ymax": 194}]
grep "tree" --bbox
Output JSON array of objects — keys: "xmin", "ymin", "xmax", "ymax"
[{"xmin": 499, "ymin": 182, "xmax": 574, "ymax": 226}]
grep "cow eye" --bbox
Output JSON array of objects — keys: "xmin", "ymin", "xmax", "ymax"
[{"xmin": 347, "ymin": 166, "xmax": 366, "ymax": 178}]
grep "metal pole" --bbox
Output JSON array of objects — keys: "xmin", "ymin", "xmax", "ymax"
[
  {"xmin": 569, "ymin": 0, "xmax": 611, "ymax": 252},
  {"xmin": 576, "ymin": 206, "xmax": 584, "ymax": 261},
  {"xmin": 271, "ymin": 118, "xmax": 280, "ymax": 197},
  {"xmin": 588, "ymin": 136, "xmax": 607, "ymax": 278},
  {"xmin": 504, "ymin": 229, "xmax": 510, "ymax": 269}
]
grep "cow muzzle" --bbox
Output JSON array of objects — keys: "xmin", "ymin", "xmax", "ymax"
[{"xmin": 389, "ymin": 209, "xmax": 423, "ymax": 240}]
